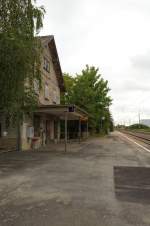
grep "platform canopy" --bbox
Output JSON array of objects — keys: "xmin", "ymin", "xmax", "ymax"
[{"xmin": 34, "ymin": 105, "xmax": 88, "ymax": 121}]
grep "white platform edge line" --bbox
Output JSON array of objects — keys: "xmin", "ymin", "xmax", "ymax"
[{"xmin": 118, "ymin": 131, "xmax": 150, "ymax": 153}]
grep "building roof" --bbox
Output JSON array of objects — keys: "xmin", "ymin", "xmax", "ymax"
[
  {"xmin": 35, "ymin": 104, "xmax": 88, "ymax": 120},
  {"xmin": 39, "ymin": 35, "xmax": 65, "ymax": 92}
]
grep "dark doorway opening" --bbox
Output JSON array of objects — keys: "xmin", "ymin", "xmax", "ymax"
[{"xmin": 0, "ymin": 123, "xmax": 1, "ymax": 137}]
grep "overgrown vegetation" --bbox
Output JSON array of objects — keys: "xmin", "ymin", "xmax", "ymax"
[
  {"xmin": 61, "ymin": 65, "xmax": 114, "ymax": 134},
  {"xmin": 0, "ymin": 0, "xmax": 45, "ymax": 120}
]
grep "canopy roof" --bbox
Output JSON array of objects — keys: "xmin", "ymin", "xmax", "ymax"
[{"xmin": 35, "ymin": 105, "xmax": 88, "ymax": 120}]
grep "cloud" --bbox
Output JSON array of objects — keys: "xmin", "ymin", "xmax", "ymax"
[
  {"xmin": 37, "ymin": 0, "xmax": 150, "ymax": 123},
  {"xmin": 114, "ymin": 80, "xmax": 150, "ymax": 93},
  {"xmin": 131, "ymin": 51, "xmax": 150, "ymax": 71}
]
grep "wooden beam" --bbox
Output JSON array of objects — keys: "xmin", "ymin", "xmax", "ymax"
[
  {"xmin": 65, "ymin": 113, "xmax": 68, "ymax": 152},
  {"xmin": 87, "ymin": 120, "xmax": 89, "ymax": 138}
]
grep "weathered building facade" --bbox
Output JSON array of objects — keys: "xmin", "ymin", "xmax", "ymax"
[
  {"xmin": 0, "ymin": 36, "xmax": 88, "ymax": 151},
  {"xmin": 0, "ymin": 36, "xmax": 64, "ymax": 150},
  {"xmin": 20, "ymin": 35, "xmax": 65, "ymax": 150}
]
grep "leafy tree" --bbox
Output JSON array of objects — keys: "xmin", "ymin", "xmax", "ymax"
[
  {"xmin": 102, "ymin": 109, "xmax": 114, "ymax": 134},
  {"xmin": 0, "ymin": 0, "xmax": 45, "ymax": 119},
  {"xmin": 61, "ymin": 73, "xmax": 75, "ymax": 104},
  {"xmin": 0, "ymin": 0, "xmax": 45, "ymax": 150},
  {"xmin": 128, "ymin": 124, "xmax": 149, "ymax": 130},
  {"xmin": 109, "ymin": 112, "xmax": 114, "ymax": 132},
  {"xmin": 61, "ymin": 65, "xmax": 113, "ymax": 133}
]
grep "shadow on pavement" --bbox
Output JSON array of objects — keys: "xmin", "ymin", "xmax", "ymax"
[{"xmin": 114, "ymin": 166, "xmax": 150, "ymax": 204}]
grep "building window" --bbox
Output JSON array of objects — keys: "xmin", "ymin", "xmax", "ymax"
[
  {"xmin": 44, "ymin": 83, "xmax": 49, "ymax": 100},
  {"xmin": 43, "ymin": 57, "xmax": 50, "ymax": 72}
]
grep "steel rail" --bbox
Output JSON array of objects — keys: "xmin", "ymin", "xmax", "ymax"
[{"xmin": 120, "ymin": 130, "xmax": 150, "ymax": 146}]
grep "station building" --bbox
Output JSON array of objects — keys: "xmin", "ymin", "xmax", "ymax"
[{"xmin": 0, "ymin": 36, "xmax": 88, "ymax": 151}]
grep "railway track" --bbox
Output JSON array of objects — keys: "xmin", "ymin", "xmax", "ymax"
[{"xmin": 120, "ymin": 130, "xmax": 150, "ymax": 146}]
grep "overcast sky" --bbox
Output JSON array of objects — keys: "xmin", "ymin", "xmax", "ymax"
[{"xmin": 37, "ymin": 0, "xmax": 150, "ymax": 125}]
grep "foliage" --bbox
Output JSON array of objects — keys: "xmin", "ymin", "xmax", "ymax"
[
  {"xmin": 115, "ymin": 124, "xmax": 126, "ymax": 129},
  {"xmin": 61, "ymin": 65, "xmax": 113, "ymax": 133},
  {"xmin": 61, "ymin": 73, "xmax": 76, "ymax": 105},
  {"xmin": 128, "ymin": 124, "xmax": 149, "ymax": 130},
  {"xmin": 0, "ymin": 0, "xmax": 45, "ymax": 119},
  {"xmin": 103, "ymin": 110, "xmax": 114, "ymax": 133}
]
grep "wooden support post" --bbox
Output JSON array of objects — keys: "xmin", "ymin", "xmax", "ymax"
[
  {"xmin": 16, "ymin": 114, "xmax": 21, "ymax": 151},
  {"xmin": 86, "ymin": 120, "xmax": 89, "ymax": 138},
  {"xmin": 57, "ymin": 119, "xmax": 60, "ymax": 143},
  {"xmin": 79, "ymin": 117, "xmax": 81, "ymax": 143},
  {"xmin": 65, "ymin": 113, "xmax": 68, "ymax": 152}
]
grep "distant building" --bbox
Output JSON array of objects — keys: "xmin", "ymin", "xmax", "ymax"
[{"xmin": 140, "ymin": 119, "xmax": 150, "ymax": 127}]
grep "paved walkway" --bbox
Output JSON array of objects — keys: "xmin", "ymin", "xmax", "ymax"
[
  {"xmin": 37, "ymin": 138, "xmax": 91, "ymax": 152},
  {"xmin": 1, "ymin": 132, "xmax": 150, "ymax": 226}
]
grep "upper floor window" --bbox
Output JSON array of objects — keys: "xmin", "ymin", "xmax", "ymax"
[{"xmin": 43, "ymin": 57, "xmax": 50, "ymax": 73}]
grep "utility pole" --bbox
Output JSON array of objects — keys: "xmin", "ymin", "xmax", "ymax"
[{"xmin": 138, "ymin": 111, "xmax": 141, "ymax": 128}]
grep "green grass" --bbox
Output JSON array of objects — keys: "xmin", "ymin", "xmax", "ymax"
[{"xmin": 128, "ymin": 128, "xmax": 150, "ymax": 133}]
